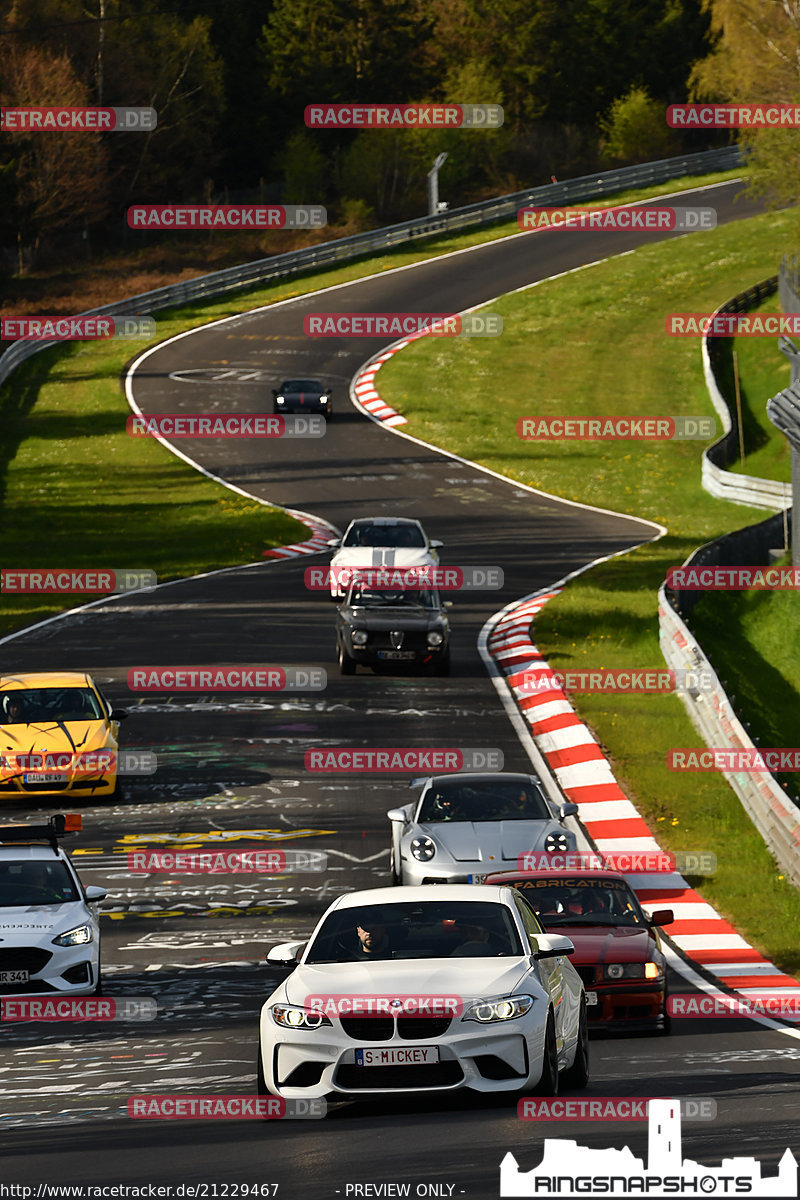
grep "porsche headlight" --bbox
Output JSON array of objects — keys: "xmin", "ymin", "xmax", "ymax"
[
  {"xmin": 427, "ymin": 631, "xmax": 444, "ymax": 647},
  {"xmin": 462, "ymin": 994, "xmax": 534, "ymax": 1023},
  {"xmin": 53, "ymin": 924, "xmax": 93, "ymax": 947},
  {"xmin": 351, "ymin": 629, "xmax": 368, "ymax": 646},
  {"xmin": 545, "ymin": 832, "xmax": 570, "ymax": 852},
  {"xmin": 319, "ymin": 395, "xmax": 329, "ymax": 404},
  {"xmin": 270, "ymin": 1005, "xmax": 332, "ymax": 1030},
  {"xmin": 276, "ymin": 395, "xmax": 285, "ymax": 404},
  {"xmin": 410, "ymin": 836, "xmax": 436, "ymax": 862}
]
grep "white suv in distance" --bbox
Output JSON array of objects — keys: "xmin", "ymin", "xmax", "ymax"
[{"xmin": 0, "ymin": 814, "xmax": 106, "ymax": 995}]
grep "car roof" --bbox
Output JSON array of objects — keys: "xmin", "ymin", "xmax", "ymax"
[
  {"xmin": 0, "ymin": 671, "xmax": 95, "ymax": 690},
  {"xmin": 0, "ymin": 844, "xmax": 67, "ymax": 863},
  {"xmin": 329, "ymin": 885, "xmax": 516, "ymax": 910},
  {"xmin": 346, "ymin": 517, "xmax": 422, "ymax": 528},
  {"xmin": 485, "ymin": 869, "xmax": 631, "ymax": 885}
]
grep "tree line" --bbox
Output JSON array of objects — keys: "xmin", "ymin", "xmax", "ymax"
[{"xmin": 0, "ymin": 0, "xmax": 793, "ymax": 272}]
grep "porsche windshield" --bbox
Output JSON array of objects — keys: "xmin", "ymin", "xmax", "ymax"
[
  {"xmin": 0, "ymin": 859, "xmax": 80, "ymax": 906},
  {"xmin": 342, "ymin": 523, "xmax": 426, "ymax": 548},
  {"xmin": 281, "ymin": 380, "xmax": 323, "ymax": 392},
  {"xmin": 418, "ymin": 779, "xmax": 551, "ymax": 822},
  {"xmin": 514, "ymin": 877, "xmax": 646, "ymax": 927},
  {"xmin": 0, "ymin": 688, "xmax": 104, "ymax": 725},
  {"xmin": 305, "ymin": 900, "xmax": 523, "ymax": 962}
]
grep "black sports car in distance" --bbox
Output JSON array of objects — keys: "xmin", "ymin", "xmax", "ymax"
[
  {"xmin": 335, "ymin": 583, "xmax": 451, "ymax": 675},
  {"xmin": 272, "ymin": 378, "xmax": 332, "ymax": 418}
]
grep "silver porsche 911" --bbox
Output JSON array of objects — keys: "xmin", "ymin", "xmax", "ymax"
[{"xmin": 387, "ymin": 772, "xmax": 579, "ymax": 886}]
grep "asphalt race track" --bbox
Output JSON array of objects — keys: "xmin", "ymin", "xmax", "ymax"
[{"xmin": 4, "ymin": 180, "xmax": 800, "ymax": 1198}]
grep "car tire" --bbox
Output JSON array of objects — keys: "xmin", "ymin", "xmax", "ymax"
[
  {"xmin": 390, "ymin": 846, "xmax": 401, "ymax": 886},
  {"xmin": 256, "ymin": 1039, "xmax": 279, "ymax": 1118},
  {"xmin": 91, "ymin": 959, "xmax": 103, "ymax": 995},
  {"xmin": 433, "ymin": 649, "xmax": 451, "ymax": 677},
  {"xmin": 560, "ymin": 999, "xmax": 589, "ymax": 1089},
  {"xmin": 531, "ymin": 1011, "xmax": 559, "ymax": 1096},
  {"xmin": 338, "ymin": 641, "xmax": 356, "ymax": 675}
]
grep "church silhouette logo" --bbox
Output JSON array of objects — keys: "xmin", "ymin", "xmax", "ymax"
[{"xmin": 500, "ymin": 1098, "xmax": 797, "ymax": 1197}]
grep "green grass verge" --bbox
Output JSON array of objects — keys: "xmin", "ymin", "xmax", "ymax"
[
  {"xmin": 0, "ymin": 168, "xmax": 746, "ymax": 640},
  {"xmin": 375, "ymin": 204, "xmax": 800, "ymax": 974}
]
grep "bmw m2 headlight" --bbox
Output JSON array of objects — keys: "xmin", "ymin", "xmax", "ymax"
[
  {"xmin": 545, "ymin": 832, "xmax": 570, "ymax": 852},
  {"xmin": 270, "ymin": 1005, "xmax": 332, "ymax": 1030},
  {"xmin": 462, "ymin": 995, "xmax": 534, "ymax": 1023},
  {"xmin": 351, "ymin": 630, "xmax": 368, "ymax": 646},
  {"xmin": 410, "ymin": 836, "xmax": 436, "ymax": 862},
  {"xmin": 53, "ymin": 924, "xmax": 93, "ymax": 947},
  {"xmin": 427, "ymin": 631, "xmax": 444, "ymax": 647}
]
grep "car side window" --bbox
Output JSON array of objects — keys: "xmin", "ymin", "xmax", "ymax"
[{"xmin": 513, "ymin": 892, "xmax": 544, "ymax": 951}]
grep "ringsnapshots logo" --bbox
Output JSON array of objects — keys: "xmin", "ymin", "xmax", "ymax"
[
  {"xmin": 517, "ymin": 416, "xmax": 715, "ymax": 441},
  {"xmin": 516, "ymin": 850, "xmax": 717, "ymax": 876},
  {"xmin": 669, "ymin": 748, "xmax": 800, "ymax": 773},
  {"xmin": 127, "ymin": 667, "xmax": 326, "ymax": 692},
  {"xmin": 1, "ymin": 107, "xmax": 156, "ymax": 131},
  {"xmin": 667, "ymin": 313, "xmax": 800, "ymax": 337},
  {"xmin": 304, "ymin": 103, "xmax": 503, "ymax": 129},
  {"xmin": 127, "ymin": 205, "xmax": 326, "ymax": 229},
  {"xmin": 0, "ymin": 750, "xmax": 157, "ymax": 777},
  {"xmin": 1, "ymin": 997, "xmax": 157, "ymax": 1022},
  {"xmin": 304, "ymin": 748, "xmax": 504, "ymax": 772},
  {"xmin": 305, "ymin": 566, "xmax": 504, "ymax": 592},
  {"xmin": 127, "ymin": 1095, "xmax": 325, "ymax": 1119},
  {"xmin": 517, "ymin": 206, "xmax": 716, "ymax": 232},
  {"xmin": 126, "ymin": 414, "xmax": 324, "ymax": 439},
  {"xmin": 668, "ymin": 993, "xmax": 800, "ymax": 1020},
  {"xmin": 0, "ymin": 316, "xmax": 155, "ymax": 341},
  {"xmin": 303, "ymin": 313, "xmax": 502, "ymax": 337},
  {"xmin": 128, "ymin": 847, "xmax": 326, "ymax": 874},
  {"xmin": 667, "ymin": 565, "xmax": 800, "ymax": 590},
  {"xmin": 515, "ymin": 668, "xmax": 716, "ymax": 696},
  {"xmin": 668, "ymin": 102, "xmax": 800, "ymax": 128},
  {"xmin": 1, "ymin": 569, "xmax": 156, "ymax": 594},
  {"xmin": 518, "ymin": 1097, "xmax": 717, "ymax": 1122}
]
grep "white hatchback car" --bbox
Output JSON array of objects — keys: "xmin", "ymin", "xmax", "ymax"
[
  {"xmin": 258, "ymin": 885, "xmax": 587, "ymax": 1106},
  {"xmin": 0, "ymin": 814, "xmax": 106, "ymax": 995},
  {"xmin": 327, "ymin": 517, "xmax": 442, "ymax": 600}
]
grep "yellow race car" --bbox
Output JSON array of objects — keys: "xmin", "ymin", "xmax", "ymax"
[{"xmin": 0, "ymin": 672, "xmax": 127, "ymax": 801}]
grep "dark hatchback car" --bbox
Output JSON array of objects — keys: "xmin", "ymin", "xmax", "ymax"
[
  {"xmin": 483, "ymin": 869, "xmax": 673, "ymax": 1033},
  {"xmin": 335, "ymin": 582, "xmax": 451, "ymax": 676},
  {"xmin": 272, "ymin": 378, "xmax": 332, "ymax": 418}
]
